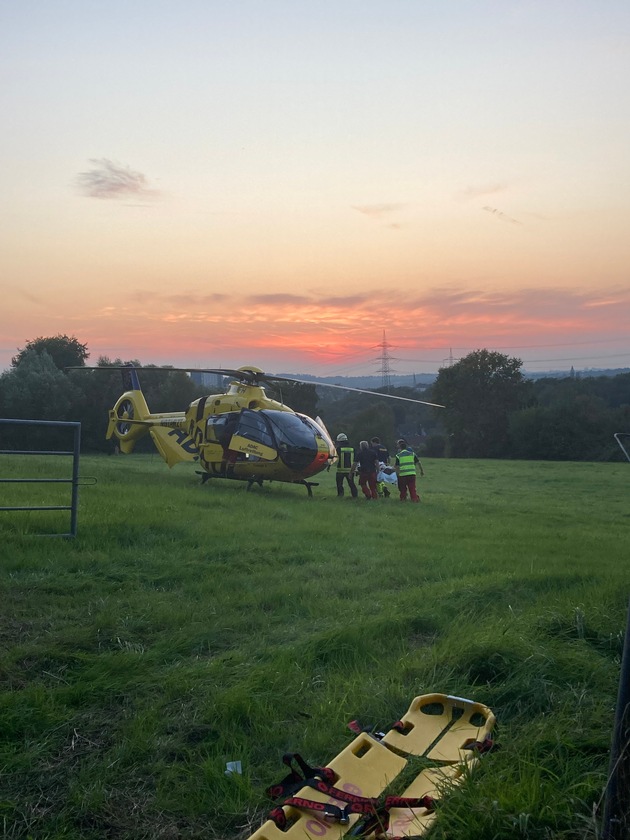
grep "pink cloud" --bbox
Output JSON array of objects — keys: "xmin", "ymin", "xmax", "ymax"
[
  {"xmin": 458, "ymin": 183, "xmax": 508, "ymax": 200},
  {"xmin": 5, "ymin": 284, "xmax": 627, "ymax": 373},
  {"xmin": 67, "ymin": 284, "xmax": 628, "ymax": 367}
]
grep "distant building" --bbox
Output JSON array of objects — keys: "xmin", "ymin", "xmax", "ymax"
[{"xmin": 190, "ymin": 371, "xmax": 223, "ymax": 389}]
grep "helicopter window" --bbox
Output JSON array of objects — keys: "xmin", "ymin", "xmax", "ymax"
[
  {"xmin": 234, "ymin": 410, "xmax": 275, "ymax": 450},
  {"xmin": 260, "ymin": 410, "xmax": 319, "ymax": 469},
  {"xmin": 301, "ymin": 414, "xmax": 334, "ymax": 450},
  {"xmin": 206, "ymin": 412, "xmax": 240, "ymax": 445},
  {"xmin": 296, "ymin": 413, "xmax": 326, "ymax": 439}
]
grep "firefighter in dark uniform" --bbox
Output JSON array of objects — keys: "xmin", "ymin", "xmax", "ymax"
[{"xmin": 335, "ymin": 433, "xmax": 358, "ymax": 498}]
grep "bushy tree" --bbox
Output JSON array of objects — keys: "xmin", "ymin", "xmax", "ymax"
[
  {"xmin": 534, "ymin": 372, "xmax": 630, "ymax": 410},
  {"xmin": 431, "ymin": 349, "xmax": 530, "ymax": 458},
  {"xmin": 0, "ymin": 351, "xmax": 82, "ymax": 449},
  {"xmin": 65, "ymin": 358, "xmax": 129, "ymax": 451},
  {"xmin": 318, "ymin": 386, "xmax": 438, "ymax": 451},
  {"xmin": 264, "ymin": 380, "xmax": 318, "ymax": 418},
  {"xmin": 510, "ymin": 394, "xmax": 620, "ymax": 461},
  {"xmin": 127, "ymin": 365, "xmax": 205, "ymax": 414},
  {"xmin": 12, "ymin": 335, "xmax": 89, "ymax": 370},
  {"xmin": 345, "ymin": 401, "xmax": 396, "ymax": 452},
  {"xmin": 1, "ymin": 351, "xmax": 80, "ymax": 419},
  {"xmin": 421, "ymin": 433, "xmax": 446, "ymax": 457}
]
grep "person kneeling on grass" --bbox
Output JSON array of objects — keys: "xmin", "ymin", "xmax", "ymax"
[
  {"xmin": 395, "ymin": 439, "xmax": 424, "ymax": 502},
  {"xmin": 352, "ymin": 440, "xmax": 380, "ymax": 500}
]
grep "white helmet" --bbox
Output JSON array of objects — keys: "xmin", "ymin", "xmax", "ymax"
[{"xmin": 336, "ymin": 433, "xmax": 348, "ymax": 442}]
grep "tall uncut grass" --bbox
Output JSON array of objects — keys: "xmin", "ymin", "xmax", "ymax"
[{"xmin": 0, "ymin": 453, "xmax": 628, "ymax": 839}]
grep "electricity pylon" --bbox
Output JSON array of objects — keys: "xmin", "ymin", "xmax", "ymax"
[{"xmin": 377, "ymin": 331, "xmax": 395, "ymax": 390}]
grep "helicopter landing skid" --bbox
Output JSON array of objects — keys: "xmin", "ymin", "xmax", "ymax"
[
  {"xmin": 195, "ymin": 471, "xmax": 317, "ymax": 496},
  {"xmin": 246, "ymin": 478, "xmax": 318, "ymax": 496},
  {"xmin": 293, "ymin": 479, "xmax": 319, "ymax": 497}
]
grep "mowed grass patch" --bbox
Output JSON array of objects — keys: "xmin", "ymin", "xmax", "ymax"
[{"xmin": 0, "ymin": 454, "xmax": 628, "ymax": 839}]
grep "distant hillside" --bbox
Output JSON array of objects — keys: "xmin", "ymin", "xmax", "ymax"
[
  {"xmin": 280, "ymin": 373, "xmax": 436, "ymax": 389},
  {"xmin": 523, "ymin": 367, "xmax": 630, "ymax": 380},
  {"xmin": 280, "ymin": 368, "xmax": 630, "ymax": 388}
]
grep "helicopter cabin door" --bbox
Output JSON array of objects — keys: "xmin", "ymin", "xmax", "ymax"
[{"xmin": 228, "ymin": 409, "xmax": 278, "ymax": 461}]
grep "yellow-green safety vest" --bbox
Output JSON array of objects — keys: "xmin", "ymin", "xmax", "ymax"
[
  {"xmin": 397, "ymin": 450, "xmax": 417, "ymax": 476},
  {"xmin": 337, "ymin": 447, "xmax": 354, "ymax": 472}
]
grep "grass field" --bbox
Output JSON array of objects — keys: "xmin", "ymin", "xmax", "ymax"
[{"xmin": 0, "ymin": 453, "xmax": 628, "ymax": 839}]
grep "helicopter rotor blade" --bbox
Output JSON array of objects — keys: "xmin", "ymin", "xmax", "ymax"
[
  {"xmin": 69, "ymin": 365, "xmax": 261, "ymax": 382},
  {"xmin": 68, "ymin": 365, "xmax": 235, "ymax": 375},
  {"xmin": 280, "ymin": 377, "xmax": 445, "ymax": 408},
  {"xmin": 69, "ymin": 365, "xmax": 444, "ymax": 406},
  {"xmin": 71, "ymin": 366, "xmax": 305, "ymax": 388}
]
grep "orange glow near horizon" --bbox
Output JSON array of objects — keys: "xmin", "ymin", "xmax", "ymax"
[{"xmin": 3, "ymin": 284, "xmax": 628, "ymax": 374}]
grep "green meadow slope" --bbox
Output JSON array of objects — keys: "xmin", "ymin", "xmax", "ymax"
[{"xmin": 0, "ymin": 455, "xmax": 627, "ymax": 839}]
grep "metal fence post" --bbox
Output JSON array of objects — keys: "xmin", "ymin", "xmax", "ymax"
[{"xmin": 602, "ymin": 596, "xmax": 630, "ymax": 840}]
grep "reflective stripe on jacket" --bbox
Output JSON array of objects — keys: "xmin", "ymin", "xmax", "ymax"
[{"xmin": 337, "ymin": 447, "xmax": 354, "ymax": 472}]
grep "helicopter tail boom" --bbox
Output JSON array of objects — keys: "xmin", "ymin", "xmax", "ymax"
[
  {"xmin": 106, "ymin": 367, "xmax": 196, "ymax": 465},
  {"xmin": 106, "ymin": 396, "xmax": 197, "ymax": 464},
  {"xmin": 149, "ymin": 426, "xmax": 198, "ymax": 467}
]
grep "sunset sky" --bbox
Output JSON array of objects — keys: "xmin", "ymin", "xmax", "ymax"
[{"xmin": 1, "ymin": 1, "xmax": 629, "ymax": 376}]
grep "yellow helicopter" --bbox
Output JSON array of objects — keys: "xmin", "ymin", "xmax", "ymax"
[{"xmin": 97, "ymin": 365, "xmax": 443, "ymax": 495}]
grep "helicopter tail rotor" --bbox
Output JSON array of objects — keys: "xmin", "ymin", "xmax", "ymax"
[{"xmin": 106, "ymin": 368, "xmax": 152, "ymax": 453}]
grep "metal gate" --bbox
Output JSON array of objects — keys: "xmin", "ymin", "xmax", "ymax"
[{"xmin": 0, "ymin": 418, "xmax": 82, "ymax": 537}]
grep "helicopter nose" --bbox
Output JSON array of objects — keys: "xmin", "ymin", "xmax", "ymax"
[{"xmin": 299, "ymin": 448, "xmax": 330, "ymax": 478}]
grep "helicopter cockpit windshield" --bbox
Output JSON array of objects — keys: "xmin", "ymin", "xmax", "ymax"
[
  {"xmin": 262, "ymin": 410, "xmax": 323, "ymax": 470},
  {"xmin": 206, "ymin": 409, "xmax": 324, "ymax": 470}
]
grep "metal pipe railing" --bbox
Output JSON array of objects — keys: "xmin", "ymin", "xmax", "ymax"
[{"xmin": 0, "ymin": 418, "xmax": 82, "ymax": 537}]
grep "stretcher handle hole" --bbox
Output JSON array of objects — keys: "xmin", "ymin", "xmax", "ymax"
[
  {"xmin": 352, "ymin": 743, "xmax": 372, "ymax": 758},
  {"xmin": 420, "ymin": 703, "xmax": 445, "ymax": 716},
  {"xmin": 470, "ymin": 712, "xmax": 487, "ymax": 727},
  {"xmin": 281, "ymin": 812, "xmax": 299, "ymax": 832}
]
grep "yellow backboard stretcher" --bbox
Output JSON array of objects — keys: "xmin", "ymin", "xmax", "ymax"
[{"xmin": 248, "ymin": 693, "xmax": 496, "ymax": 840}]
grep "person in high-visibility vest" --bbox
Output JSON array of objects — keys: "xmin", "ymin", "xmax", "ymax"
[
  {"xmin": 335, "ymin": 433, "xmax": 358, "ymax": 498},
  {"xmin": 394, "ymin": 438, "xmax": 424, "ymax": 502}
]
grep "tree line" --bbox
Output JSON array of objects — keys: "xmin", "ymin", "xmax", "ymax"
[
  {"xmin": 300, "ymin": 348, "xmax": 629, "ymax": 462},
  {"xmin": 1, "ymin": 336, "xmax": 628, "ymax": 462},
  {"xmin": 0, "ymin": 336, "xmax": 207, "ymax": 452},
  {"xmin": 427, "ymin": 349, "xmax": 630, "ymax": 461}
]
